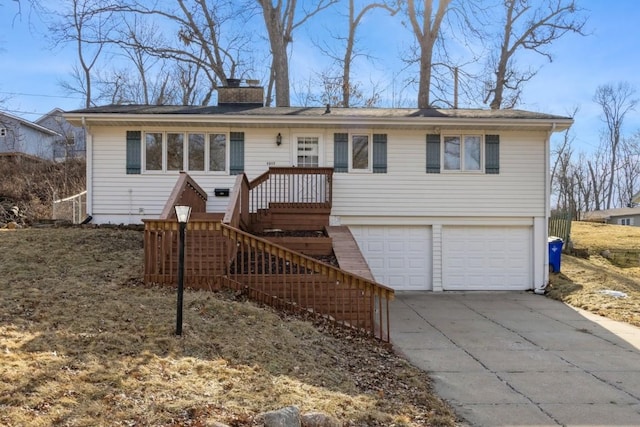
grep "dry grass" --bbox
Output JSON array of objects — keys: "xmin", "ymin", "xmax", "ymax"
[
  {"xmin": 547, "ymin": 221, "xmax": 640, "ymax": 327},
  {"xmin": 0, "ymin": 227, "xmax": 457, "ymax": 427},
  {"xmin": 0, "ymin": 156, "xmax": 85, "ymax": 225}
]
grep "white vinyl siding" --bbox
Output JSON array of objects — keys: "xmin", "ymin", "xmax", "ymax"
[
  {"xmin": 331, "ymin": 130, "xmax": 545, "ymax": 218},
  {"xmin": 90, "ymin": 127, "xmax": 545, "ymax": 224},
  {"xmin": 90, "ymin": 128, "xmax": 297, "ymax": 222}
]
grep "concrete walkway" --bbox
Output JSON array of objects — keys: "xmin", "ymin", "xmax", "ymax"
[{"xmin": 390, "ymin": 292, "xmax": 640, "ymax": 426}]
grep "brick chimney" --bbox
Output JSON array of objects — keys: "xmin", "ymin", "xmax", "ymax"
[{"xmin": 217, "ymin": 79, "xmax": 264, "ymax": 106}]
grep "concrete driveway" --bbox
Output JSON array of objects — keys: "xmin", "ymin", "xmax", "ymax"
[{"xmin": 390, "ymin": 291, "xmax": 640, "ymax": 426}]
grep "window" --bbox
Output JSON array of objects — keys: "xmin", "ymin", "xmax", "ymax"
[
  {"xmin": 188, "ymin": 133, "xmax": 205, "ymax": 171},
  {"xmin": 167, "ymin": 133, "xmax": 184, "ymax": 171},
  {"xmin": 427, "ymin": 134, "xmax": 500, "ymax": 174},
  {"xmin": 334, "ymin": 132, "xmax": 387, "ymax": 173},
  {"xmin": 297, "ymin": 136, "xmax": 319, "ymax": 167},
  {"xmin": 133, "ymin": 130, "xmax": 240, "ymax": 173},
  {"xmin": 352, "ymin": 134, "xmax": 369, "ymax": 170},
  {"xmin": 444, "ymin": 135, "xmax": 481, "ymax": 171},
  {"xmin": 145, "ymin": 132, "xmax": 163, "ymax": 171},
  {"xmin": 620, "ymin": 218, "xmax": 633, "ymax": 226},
  {"xmin": 209, "ymin": 134, "xmax": 226, "ymax": 171}
]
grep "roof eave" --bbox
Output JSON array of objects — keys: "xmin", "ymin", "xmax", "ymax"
[{"xmin": 64, "ymin": 112, "xmax": 573, "ymax": 132}]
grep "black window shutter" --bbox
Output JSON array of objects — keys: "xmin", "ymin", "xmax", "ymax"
[
  {"xmin": 126, "ymin": 131, "xmax": 141, "ymax": 174},
  {"xmin": 426, "ymin": 134, "xmax": 441, "ymax": 174},
  {"xmin": 485, "ymin": 134, "xmax": 500, "ymax": 174},
  {"xmin": 334, "ymin": 133, "xmax": 348, "ymax": 173},
  {"xmin": 229, "ymin": 132, "xmax": 244, "ymax": 175},
  {"xmin": 372, "ymin": 134, "xmax": 387, "ymax": 173}
]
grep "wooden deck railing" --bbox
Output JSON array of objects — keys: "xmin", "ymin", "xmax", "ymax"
[
  {"xmin": 143, "ymin": 168, "xmax": 394, "ymax": 342},
  {"xmin": 143, "ymin": 218, "xmax": 394, "ymax": 342},
  {"xmin": 223, "ymin": 174, "xmax": 250, "ymax": 229},
  {"xmin": 248, "ymin": 167, "xmax": 333, "ymax": 213},
  {"xmin": 160, "ymin": 172, "xmax": 208, "ymax": 219}
]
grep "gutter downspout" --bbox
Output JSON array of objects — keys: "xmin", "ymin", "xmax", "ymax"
[{"xmin": 535, "ymin": 122, "xmax": 557, "ymax": 295}]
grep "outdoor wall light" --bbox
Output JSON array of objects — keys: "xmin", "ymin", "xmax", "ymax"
[
  {"xmin": 276, "ymin": 133, "xmax": 282, "ymax": 146},
  {"xmin": 174, "ymin": 205, "xmax": 192, "ymax": 336}
]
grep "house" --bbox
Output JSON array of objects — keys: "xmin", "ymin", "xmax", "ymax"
[
  {"xmin": 64, "ymin": 84, "xmax": 572, "ymax": 293},
  {"xmin": 0, "ymin": 111, "xmax": 60, "ymax": 159},
  {"xmin": 581, "ymin": 207, "xmax": 640, "ymax": 226},
  {"xmin": 35, "ymin": 108, "xmax": 86, "ymax": 160}
]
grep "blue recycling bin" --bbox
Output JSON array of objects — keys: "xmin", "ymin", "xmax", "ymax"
[{"xmin": 548, "ymin": 236, "xmax": 564, "ymax": 273}]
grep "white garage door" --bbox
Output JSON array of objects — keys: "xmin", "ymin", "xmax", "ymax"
[
  {"xmin": 443, "ymin": 226, "xmax": 532, "ymax": 290},
  {"xmin": 350, "ymin": 226, "xmax": 432, "ymax": 291}
]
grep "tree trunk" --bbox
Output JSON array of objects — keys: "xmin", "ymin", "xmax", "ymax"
[
  {"xmin": 407, "ymin": 0, "xmax": 450, "ymax": 109},
  {"xmin": 260, "ymin": 1, "xmax": 291, "ymax": 107}
]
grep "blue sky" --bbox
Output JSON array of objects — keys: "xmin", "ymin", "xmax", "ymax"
[{"xmin": 1, "ymin": 0, "xmax": 639, "ymax": 154}]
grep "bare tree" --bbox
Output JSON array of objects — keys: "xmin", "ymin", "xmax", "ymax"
[
  {"xmin": 47, "ymin": 0, "xmax": 120, "ymax": 108},
  {"xmin": 587, "ymin": 140, "xmax": 611, "ymax": 211},
  {"xmin": 484, "ymin": 0, "xmax": 586, "ymax": 110},
  {"xmin": 338, "ymin": 0, "xmax": 398, "ymax": 107},
  {"xmin": 90, "ymin": 0, "xmax": 256, "ymax": 105},
  {"xmin": 616, "ymin": 133, "xmax": 640, "ymax": 207},
  {"xmin": 594, "ymin": 82, "xmax": 638, "ymax": 209},
  {"xmin": 550, "ymin": 107, "xmax": 578, "ymax": 189},
  {"xmin": 573, "ymin": 153, "xmax": 592, "ymax": 216},
  {"xmin": 116, "ymin": 16, "xmax": 164, "ymax": 104},
  {"xmin": 308, "ymin": 0, "xmax": 398, "ymax": 107},
  {"xmin": 256, "ymin": 0, "xmax": 338, "ymax": 107},
  {"xmin": 304, "ymin": 67, "xmax": 383, "ymax": 107},
  {"xmin": 405, "ymin": 0, "xmax": 451, "ymax": 108}
]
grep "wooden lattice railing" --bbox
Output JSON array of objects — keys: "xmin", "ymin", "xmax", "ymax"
[{"xmin": 143, "ymin": 219, "xmax": 393, "ymax": 341}]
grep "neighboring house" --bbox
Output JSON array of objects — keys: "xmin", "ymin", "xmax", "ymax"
[
  {"xmin": 0, "ymin": 111, "xmax": 60, "ymax": 159},
  {"xmin": 581, "ymin": 208, "xmax": 640, "ymax": 226},
  {"xmin": 64, "ymin": 84, "xmax": 572, "ymax": 292},
  {"xmin": 36, "ymin": 108, "xmax": 86, "ymax": 161}
]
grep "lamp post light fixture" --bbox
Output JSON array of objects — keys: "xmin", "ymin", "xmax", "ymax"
[{"xmin": 174, "ymin": 205, "xmax": 192, "ymax": 336}]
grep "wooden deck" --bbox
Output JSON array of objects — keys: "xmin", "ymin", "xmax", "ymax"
[
  {"xmin": 144, "ymin": 171, "xmax": 394, "ymax": 342},
  {"xmin": 327, "ymin": 226, "xmax": 375, "ymax": 281}
]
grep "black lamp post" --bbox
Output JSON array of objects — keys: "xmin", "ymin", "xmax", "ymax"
[{"xmin": 174, "ymin": 205, "xmax": 192, "ymax": 336}]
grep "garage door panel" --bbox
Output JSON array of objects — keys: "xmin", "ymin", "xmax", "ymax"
[
  {"xmin": 350, "ymin": 225, "xmax": 432, "ymax": 291},
  {"xmin": 443, "ymin": 226, "xmax": 532, "ymax": 291}
]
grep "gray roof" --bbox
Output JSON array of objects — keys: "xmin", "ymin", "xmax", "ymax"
[
  {"xmin": 66, "ymin": 104, "xmax": 571, "ymax": 121},
  {"xmin": 582, "ymin": 208, "xmax": 640, "ymax": 221},
  {"xmin": 64, "ymin": 104, "xmax": 573, "ymax": 133},
  {"xmin": 0, "ymin": 111, "xmax": 60, "ymax": 136}
]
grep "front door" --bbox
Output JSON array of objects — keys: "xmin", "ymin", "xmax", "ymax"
[{"xmin": 294, "ymin": 136, "xmax": 325, "ymax": 203}]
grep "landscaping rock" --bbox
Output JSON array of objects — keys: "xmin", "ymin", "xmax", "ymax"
[
  {"xmin": 301, "ymin": 412, "xmax": 341, "ymax": 427},
  {"xmin": 261, "ymin": 406, "xmax": 301, "ymax": 427}
]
